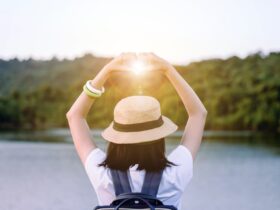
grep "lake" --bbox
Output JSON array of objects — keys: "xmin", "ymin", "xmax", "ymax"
[{"xmin": 0, "ymin": 129, "xmax": 279, "ymax": 210}]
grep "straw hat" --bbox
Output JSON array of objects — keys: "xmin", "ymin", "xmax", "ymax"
[{"xmin": 101, "ymin": 95, "xmax": 178, "ymax": 144}]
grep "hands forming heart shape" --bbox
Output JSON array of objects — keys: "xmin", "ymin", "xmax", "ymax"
[{"xmin": 104, "ymin": 52, "xmax": 173, "ymax": 75}]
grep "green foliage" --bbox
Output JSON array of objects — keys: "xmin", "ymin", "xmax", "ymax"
[{"xmin": 0, "ymin": 52, "xmax": 279, "ymax": 132}]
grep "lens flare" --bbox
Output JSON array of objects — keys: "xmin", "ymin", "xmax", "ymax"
[{"xmin": 131, "ymin": 60, "xmax": 146, "ymax": 75}]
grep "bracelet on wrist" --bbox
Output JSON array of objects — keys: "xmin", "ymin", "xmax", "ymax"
[
  {"xmin": 86, "ymin": 80, "xmax": 105, "ymax": 95},
  {"xmin": 83, "ymin": 80, "xmax": 105, "ymax": 99},
  {"xmin": 83, "ymin": 84, "xmax": 101, "ymax": 98}
]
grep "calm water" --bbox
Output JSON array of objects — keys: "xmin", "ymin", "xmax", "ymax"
[{"xmin": 0, "ymin": 129, "xmax": 279, "ymax": 210}]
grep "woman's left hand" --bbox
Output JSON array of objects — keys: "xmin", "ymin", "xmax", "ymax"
[
  {"xmin": 90, "ymin": 53, "xmax": 137, "ymax": 89},
  {"xmin": 103, "ymin": 52, "xmax": 137, "ymax": 76}
]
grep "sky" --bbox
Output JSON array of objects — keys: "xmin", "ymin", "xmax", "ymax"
[{"xmin": 0, "ymin": 0, "xmax": 279, "ymax": 64}]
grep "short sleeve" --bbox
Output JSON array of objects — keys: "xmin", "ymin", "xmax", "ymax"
[
  {"xmin": 84, "ymin": 148, "xmax": 107, "ymax": 189},
  {"xmin": 167, "ymin": 145, "xmax": 193, "ymax": 191}
]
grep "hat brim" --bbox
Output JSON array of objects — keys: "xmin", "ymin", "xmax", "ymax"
[{"xmin": 101, "ymin": 115, "xmax": 178, "ymax": 144}]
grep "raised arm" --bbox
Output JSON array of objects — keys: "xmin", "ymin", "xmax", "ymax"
[
  {"xmin": 139, "ymin": 53, "xmax": 207, "ymax": 160},
  {"xmin": 66, "ymin": 53, "xmax": 136, "ymax": 165},
  {"xmin": 166, "ymin": 66, "xmax": 207, "ymax": 160},
  {"xmin": 66, "ymin": 66, "xmax": 108, "ymax": 165}
]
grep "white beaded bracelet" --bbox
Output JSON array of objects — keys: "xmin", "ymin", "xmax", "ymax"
[{"xmin": 86, "ymin": 80, "xmax": 105, "ymax": 95}]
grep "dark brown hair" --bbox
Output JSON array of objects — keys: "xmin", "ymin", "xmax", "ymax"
[{"xmin": 98, "ymin": 138, "xmax": 176, "ymax": 172}]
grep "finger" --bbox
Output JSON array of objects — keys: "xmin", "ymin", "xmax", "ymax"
[
  {"xmin": 139, "ymin": 52, "xmax": 151, "ymax": 58},
  {"xmin": 148, "ymin": 52, "xmax": 158, "ymax": 60},
  {"xmin": 126, "ymin": 53, "xmax": 138, "ymax": 63},
  {"xmin": 119, "ymin": 52, "xmax": 134, "ymax": 64},
  {"xmin": 138, "ymin": 53, "xmax": 145, "ymax": 60},
  {"xmin": 127, "ymin": 52, "xmax": 137, "ymax": 59},
  {"xmin": 140, "ymin": 52, "xmax": 150, "ymax": 57},
  {"xmin": 138, "ymin": 53, "xmax": 150, "ymax": 65}
]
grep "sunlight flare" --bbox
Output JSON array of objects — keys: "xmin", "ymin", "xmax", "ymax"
[{"xmin": 130, "ymin": 60, "xmax": 147, "ymax": 75}]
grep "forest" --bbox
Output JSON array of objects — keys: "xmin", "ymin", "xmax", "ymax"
[{"xmin": 0, "ymin": 52, "xmax": 279, "ymax": 132}]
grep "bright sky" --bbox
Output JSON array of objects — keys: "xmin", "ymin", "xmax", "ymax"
[{"xmin": 0, "ymin": 0, "xmax": 279, "ymax": 64}]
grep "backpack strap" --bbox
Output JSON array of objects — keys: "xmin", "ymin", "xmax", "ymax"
[
  {"xmin": 141, "ymin": 169, "xmax": 164, "ymax": 196},
  {"xmin": 110, "ymin": 168, "xmax": 164, "ymax": 197},
  {"xmin": 110, "ymin": 169, "xmax": 132, "ymax": 196}
]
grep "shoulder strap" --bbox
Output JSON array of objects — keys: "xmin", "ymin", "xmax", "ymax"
[
  {"xmin": 141, "ymin": 169, "xmax": 164, "ymax": 196},
  {"xmin": 110, "ymin": 168, "xmax": 164, "ymax": 197},
  {"xmin": 110, "ymin": 169, "xmax": 132, "ymax": 196}
]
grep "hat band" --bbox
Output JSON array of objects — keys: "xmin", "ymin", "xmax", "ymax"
[{"xmin": 113, "ymin": 116, "xmax": 164, "ymax": 132}]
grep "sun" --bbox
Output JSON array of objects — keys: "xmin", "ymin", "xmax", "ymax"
[{"xmin": 130, "ymin": 60, "xmax": 147, "ymax": 75}]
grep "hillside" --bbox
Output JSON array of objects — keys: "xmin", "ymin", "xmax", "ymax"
[{"xmin": 0, "ymin": 52, "xmax": 279, "ymax": 132}]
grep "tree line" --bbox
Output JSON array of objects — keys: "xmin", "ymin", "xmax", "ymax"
[{"xmin": 0, "ymin": 52, "xmax": 279, "ymax": 132}]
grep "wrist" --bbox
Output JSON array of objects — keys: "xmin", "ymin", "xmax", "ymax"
[
  {"xmin": 91, "ymin": 69, "xmax": 108, "ymax": 88},
  {"xmin": 165, "ymin": 65, "xmax": 176, "ymax": 77}
]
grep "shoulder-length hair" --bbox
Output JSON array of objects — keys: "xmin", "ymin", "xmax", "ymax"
[{"xmin": 98, "ymin": 138, "xmax": 176, "ymax": 172}]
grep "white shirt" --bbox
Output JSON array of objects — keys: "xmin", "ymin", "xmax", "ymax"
[{"xmin": 84, "ymin": 145, "xmax": 193, "ymax": 210}]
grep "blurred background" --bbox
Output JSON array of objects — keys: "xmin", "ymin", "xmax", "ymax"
[{"xmin": 0, "ymin": 0, "xmax": 279, "ymax": 210}]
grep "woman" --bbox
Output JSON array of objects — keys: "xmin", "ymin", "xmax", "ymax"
[{"xmin": 66, "ymin": 53, "xmax": 207, "ymax": 210}]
